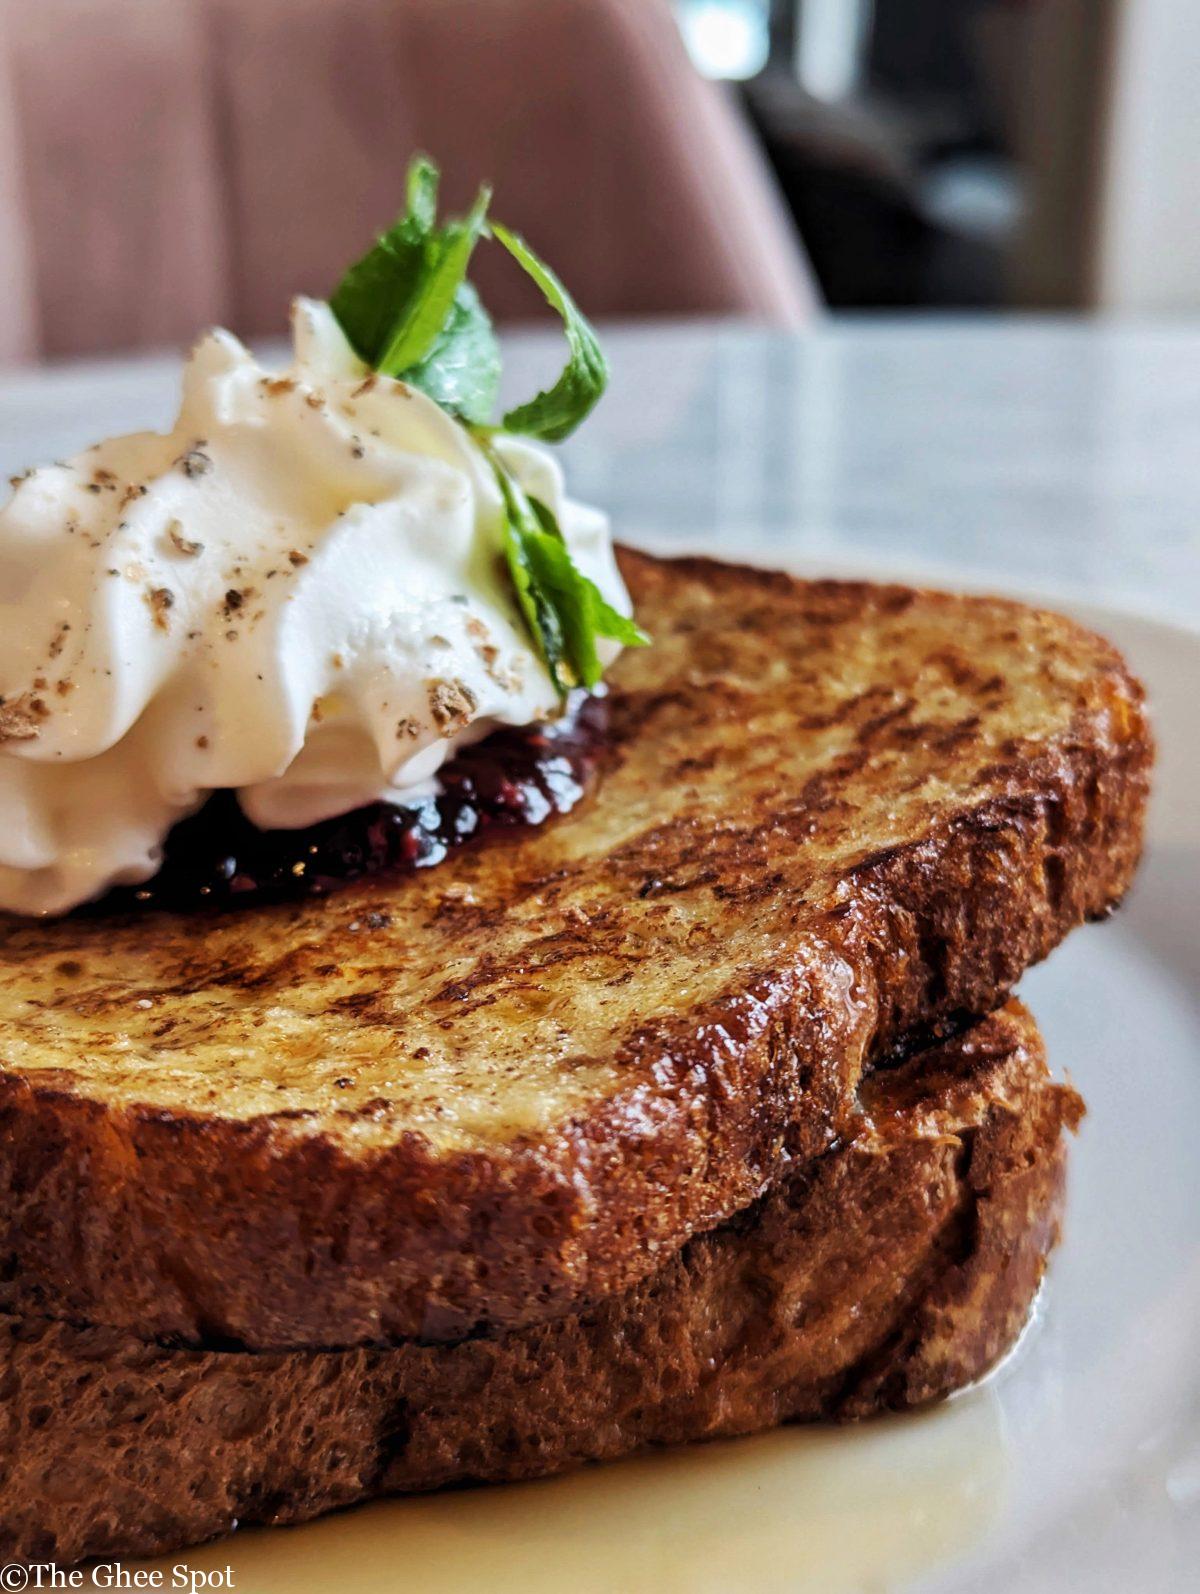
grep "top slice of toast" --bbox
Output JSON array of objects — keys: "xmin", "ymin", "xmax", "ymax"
[{"xmin": 0, "ymin": 550, "xmax": 1151, "ymax": 1348}]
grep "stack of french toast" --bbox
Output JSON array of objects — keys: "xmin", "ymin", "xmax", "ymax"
[{"xmin": 0, "ymin": 550, "xmax": 1152, "ymax": 1565}]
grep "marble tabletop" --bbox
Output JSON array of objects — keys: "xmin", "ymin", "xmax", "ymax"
[{"xmin": 2, "ymin": 317, "xmax": 1198, "ymax": 629}]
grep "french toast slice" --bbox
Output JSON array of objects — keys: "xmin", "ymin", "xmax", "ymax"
[
  {"xmin": 0, "ymin": 1001, "xmax": 1082, "ymax": 1568},
  {"xmin": 0, "ymin": 551, "xmax": 1148, "ymax": 1348}
]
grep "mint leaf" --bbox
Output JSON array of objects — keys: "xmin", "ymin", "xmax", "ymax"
[
  {"xmin": 492, "ymin": 457, "xmax": 647, "ymax": 693},
  {"xmin": 330, "ymin": 225, "xmax": 423, "ymax": 370},
  {"xmin": 330, "ymin": 164, "xmax": 434, "ymax": 367},
  {"xmin": 500, "ymin": 514, "xmax": 569, "ymax": 691},
  {"xmin": 523, "ymin": 505, "xmax": 649, "ymax": 689},
  {"xmin": 492, "ymin": 223, "xmax": 609, "ymax": 443},
  {"xmin": 377, "ymin": 184, "xmax": 491, "ymax": 376},
  {"xmin": 402, "ymin": 283, "xmax": 500, "ymax": 426},
  {"xmin": 492, "ymin": 459, "xmax": 569, "ymax": 688},
  {"xmin": 332, "ymin": 160, "xmax": 501, "ymax": 424}
]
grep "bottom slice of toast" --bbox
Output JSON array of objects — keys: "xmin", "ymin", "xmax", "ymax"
[{"xmin": 0, "ymin": 999, "xmax": 1082, "ymax": 1567}]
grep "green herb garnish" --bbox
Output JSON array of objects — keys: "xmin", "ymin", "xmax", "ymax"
[
  {"xmin": 489, "ymin": 449, "xmax": 648, "ymax": 693},
  {"xmin": 492, "ymin": 223, "xmax": 609, "ymax": 443},
  {"xmin": 331, "ymin": 160, "xmax": 499, "ymax": 425},
  {"xmin": 330, "ymin": 155, "xmax": 647, "ymax": 693}
]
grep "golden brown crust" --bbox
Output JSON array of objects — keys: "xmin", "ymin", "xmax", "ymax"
[
  {"xmin": 0, "ymin": 1002, "xmax": 1082, "ymax": 1568},
  {"xmin": 0, "ymin": 553, "xmax": 1147, "ymax": 1347}
]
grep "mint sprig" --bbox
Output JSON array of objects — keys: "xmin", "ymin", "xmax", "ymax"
[
  {"xmin": 399, "ymin": 282, "xmax": 500, "ymax": 425},
  {"xmin": 330, "ymin": 161, "xmax": 500, "ymax": 426},
  {"xmin": 376, "ymin": 184, "xmax": 491, "ymax": 376},
  {"xmin": 330, "ymin": 155, "xmax": 646, "ymax": 695},
  {"xmin": 493, "ymin": 224, "xmax": 609, "ymax": 443},
  {"xmin": 490, "ymin": 452, "xmax": 648, "ymax": 692}
]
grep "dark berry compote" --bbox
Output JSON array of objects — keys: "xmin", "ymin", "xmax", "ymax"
[{"xmin": 87, "ymin": 692, "xmax": 608, "ymax": 915}]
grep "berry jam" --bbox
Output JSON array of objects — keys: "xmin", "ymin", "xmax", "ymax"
[{"xmin": 89, "ymin": 693, "xmax": 608, "ymax": 915}]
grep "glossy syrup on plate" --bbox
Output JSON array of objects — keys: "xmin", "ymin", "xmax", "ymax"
[{"xmin": 134, "ymin": 1393, "xmax": 1009, "ymax": 1594}]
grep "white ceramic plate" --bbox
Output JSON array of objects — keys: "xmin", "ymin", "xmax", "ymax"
[{"xmin": 138, "ymin": 582, "xmax": 1199, "ymax": 1594}]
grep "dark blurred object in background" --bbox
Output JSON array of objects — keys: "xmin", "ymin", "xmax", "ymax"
[
  {"xmin": 677, "ymin": 0, "xmax": 1124, "ymax": 313},
  {"xmin": 745, "ymin": 0, "xmax": 1045, "ymax": 308}
]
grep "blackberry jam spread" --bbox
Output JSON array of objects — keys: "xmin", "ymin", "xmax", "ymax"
[{"xmin": 89, "ymin": 693, "xmax": 607, "ymax": 915}]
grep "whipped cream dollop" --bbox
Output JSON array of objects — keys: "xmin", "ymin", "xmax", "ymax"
[{"xmin": 0, "ymin": 299, "xmax": 631, "ymax": 916}]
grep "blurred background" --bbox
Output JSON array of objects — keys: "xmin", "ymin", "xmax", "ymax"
[{"xmin": 0, "ymin": 0, "xmax": 1197, "ymax": 363}]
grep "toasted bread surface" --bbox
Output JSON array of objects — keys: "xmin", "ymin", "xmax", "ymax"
[
  {"xmin": 0, "ymin": 552, "xmax": 1147, "ymax": 1346},
  {"xmin": 0, "ymin": 1001, "xmax": 1081, "ymax": 1568}
]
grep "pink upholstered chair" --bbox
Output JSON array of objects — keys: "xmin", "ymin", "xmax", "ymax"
[
  {"xmin": 0, "ymin": 5, "xmax": 37, "ymax": 363},
  {"xmin": 0, "ymin": 0, "xmax": 817, "ymax": 363}
]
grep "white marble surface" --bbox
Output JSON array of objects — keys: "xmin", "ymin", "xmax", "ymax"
[{"xmin": 4, "ymin": 317, "xmax": 1197, "ymax": 629}]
